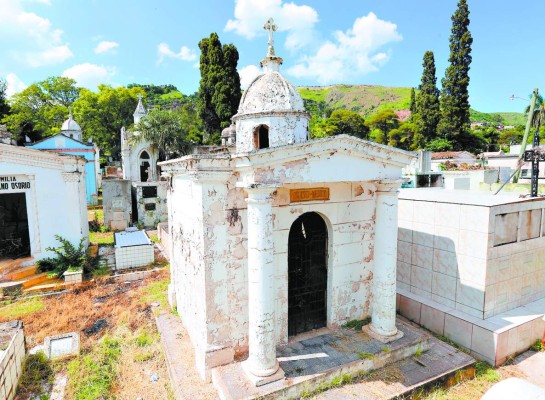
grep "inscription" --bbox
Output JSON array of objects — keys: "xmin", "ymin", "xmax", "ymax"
[
  {"xmin": 0, "ymin": 176, "xmax": 31, "ymax": 191},
  {"xmin": 290, "ymin": 187, "xmax": 330, "ymax": 203}
]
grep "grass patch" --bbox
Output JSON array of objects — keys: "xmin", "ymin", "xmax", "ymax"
[
  {"xmin": 342, "ymin": 317, "xmax": 371, "ymax": 331},
  {"xmin": 301, "ymin": 373, "xmax": 354, "ymax": 398},
  {"xmin": 16, "ymin": 352, "xmax": 54, "ymax": 399},
  {"xmin": 414, "ymin": 345, "xmax": 423, "ymax": 357},
  {"xmin": 66, "ymin": 334, "xmax": 121, "ymax": 400},
  {"xmin": 0, "ymin": 297, "xmax": 44, "ymax": 319},
  {"xmin": 89, "ymin": 231, "xmax": 114, "ymax": 245},
  {"xmin": 475, "ymin": 361, "xmax": 501, "ymax": 383},
  {"xmin": 382, "ymin": 347, "xmax": 391, "ymax": 353},
  {"xmin": 149, "ymin": 234, "xmax": 159, "ymax": 243},
  {"xmin": 358, "ymin": 352, "xmax": 374, "ymax": 360},
  {"xmin": 138, "ymin": 276, "xmax": 169, "ymax": 310},
  {"xmin": 134, "ymin": 330, "xmax": 156, "ymax": 347}
]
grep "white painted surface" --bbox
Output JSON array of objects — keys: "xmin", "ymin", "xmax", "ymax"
[{"xmin": 0, "ymin": 144, "xmax": 88, "ymax": 260}]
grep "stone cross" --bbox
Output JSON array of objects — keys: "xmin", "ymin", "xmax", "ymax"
[
  {"xmin": 263, "ymin": 18, "xmax": 278, "ymax": 56},
  {"xmin": 137, "ymin": 93, "xmax": 143, "ymax": 101}
]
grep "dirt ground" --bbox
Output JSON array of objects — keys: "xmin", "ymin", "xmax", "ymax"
[{"xmin": 0, "ymin": 269, "xmax": 173, "ymax": 400}]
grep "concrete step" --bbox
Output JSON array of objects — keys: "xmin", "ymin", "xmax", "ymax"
[
  {"xmin": 23, "ymin": 280, "xmax": 65, "ymax": 294},
  {"xmin": 5, "ymin": 265, "xmax": 37, "ymax": 281},
  {"xmin": 20, "ymin": 272, "xmax": 57, "ymax": 288},
  {"xmin": 0, "ymin": 257, "xmax": 34, "ymax": 274}
]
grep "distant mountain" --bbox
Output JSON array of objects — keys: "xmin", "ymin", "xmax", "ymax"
[{"xmin": 297, "ymin": 84, "xmax": 525, "ymax": 126}]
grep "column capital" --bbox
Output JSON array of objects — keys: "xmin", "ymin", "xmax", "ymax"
[
  {"xmin": 243, "ymin": 184, "xmax": 278, "ymax": 203},
  {"xmin": 375, "ymin": 179, "xmax": 407, "ymax": 194}
]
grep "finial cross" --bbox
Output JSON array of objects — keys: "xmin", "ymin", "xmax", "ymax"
[
  {"xmin": 137, "ymin": 94, "xmax": 143, "ymax": 101},
  {"xmin": 263, "ymin": 18, "xmax": 278, "ymax": 56}
]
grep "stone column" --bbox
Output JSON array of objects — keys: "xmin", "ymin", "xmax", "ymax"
[
  {"xmin": 242, "ymin": 186, "xmax": 284, "ymax": 386},
  {"xmin": 364, "ymin": 181, "xmax": 404, "ymax": 343}
]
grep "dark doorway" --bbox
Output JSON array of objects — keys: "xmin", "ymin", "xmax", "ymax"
[
  {"xmin": 0, "ymin": 193, "xmax": 31, "ymax": 258},
  {"xmin": 140, "ymin": 151, "xmax": 150, "ymax": 182},
  {"xmin": 254, "ymin": 125, "xmax": 270, "ymax": 149},
  {"xmin": 288, "ymin": 212, "xmax": 328, "ymax": 336}
]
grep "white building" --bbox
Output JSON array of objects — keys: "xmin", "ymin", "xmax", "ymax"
[
  {"xmin": 121, "ymin": 96, "xmax": 159, "ymax": 182},
  {"xmin": 161, "ymin": 23, "xmax": 414, "ymax": 385},
  {"xmin": 0, "ymin": 144, "xmax": 89, "ymax": 260}
]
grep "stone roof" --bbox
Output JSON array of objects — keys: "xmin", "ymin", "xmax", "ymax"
[{"xmin": 237, "ymin": 70, "xmax": 305, "ymax": 116}]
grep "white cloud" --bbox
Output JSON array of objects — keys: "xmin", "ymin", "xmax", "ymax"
[
  {"xmin": 287, "ymin": 13, "xmax": 402, "ymax": 84},
  {"xmin": 238, "ymin": 65, "xmax": 262, "ymax": 89},
  {"xmin": 62, "ymin": 63, "xmax": 116, "ymax": 89},
  {"xmin": 0, "ymin": 0, "xmax": 73, "ymax": 67},
  {"xmin": 94, "ymin": 40, "xmax": 119, "ymax": 54},
  {"xmin": 5, "ymin": 73, "xmax": 27, "ymax": 97},
  {"xmin": 225, "ymin": 0, "xmax": 319, "ymax": 51},
  {"xmin": 157, "ymin": 43, "xmax": 197, "ymax": 65}
]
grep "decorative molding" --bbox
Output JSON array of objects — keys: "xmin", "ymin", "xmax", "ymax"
[{"xmin": 62, "ymin": 172, "xmax": 81, "ymax": 183}]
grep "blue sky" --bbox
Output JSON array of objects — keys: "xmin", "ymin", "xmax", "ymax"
[{"xmin": 0, "ymin": 0, "xmax": 542, "ymax": 113}]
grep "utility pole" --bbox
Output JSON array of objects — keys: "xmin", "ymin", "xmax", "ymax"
[{"xmin": 513, "ymin": 88, "xmax": 538, "ymax": 183}]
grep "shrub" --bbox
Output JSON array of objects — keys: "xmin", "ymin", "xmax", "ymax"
[{"xmin": 37, "ymin": 235, "xmax": 92, "ymax": 277}]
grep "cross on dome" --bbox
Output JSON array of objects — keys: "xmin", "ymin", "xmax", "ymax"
[{"xmin": 263, "ymin": 18, "xmax": 278, "ymax": 57}]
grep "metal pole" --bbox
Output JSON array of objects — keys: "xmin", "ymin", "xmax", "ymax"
[{"xmin": 513, "ymin": 88, "xmax": 539, "ymax": 183}]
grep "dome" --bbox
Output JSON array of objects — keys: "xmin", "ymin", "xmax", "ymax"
[
  {"xmin": 237, "ymin": 71, "xmax": 305, "ymax": 116},
  {"xmin": 61, "ymin": 113, "xmax": 81, "ymax": 132}
]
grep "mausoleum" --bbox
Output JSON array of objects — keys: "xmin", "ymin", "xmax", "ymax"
[
  {"xmin": 0, "ymin": 144, "xmax": 89, "ymax": 260},
  {"xmin": 161, "ymin": 20, "xmax": 414, "ymax": 385},
  {"xmin": 27, "ymin": 113, "xmax": 100, "ymax": 205}
]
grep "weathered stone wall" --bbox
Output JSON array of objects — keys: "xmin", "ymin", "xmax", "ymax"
[
  {"xmin": 188, "ymin": 178, "xmax": 375, "ymax": 362},
  {"xmin": 102, "ymin": 179, "xmax": 132, "ymax": 230},
  {"xmin": 0, "ymin": 321, "xmax": 25, "ymax": 400},
  {"xmin": 236, "ymin": 114, "xmax": 309, "ymax": 153},
  {"xmin": 133, "ymin": 181, "xmax": 168, "ymax": 228}
]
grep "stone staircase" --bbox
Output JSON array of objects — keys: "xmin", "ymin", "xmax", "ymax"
[{"xmin": 0, "ymin": 257, "xmax": 65, "ymax": 298}]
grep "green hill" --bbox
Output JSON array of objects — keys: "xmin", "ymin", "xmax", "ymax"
[{"xmin": 297, "ymin": 84, "xmax": 525, "ymax": 126}]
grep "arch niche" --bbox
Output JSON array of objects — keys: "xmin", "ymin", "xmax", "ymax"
[
  {"xmin": 139, "ymin": 150, "xmax": 150, "ymax": 182},
  {"xmin": 287, "ymin": 212, "xmax": 328, "ymax": 336}
]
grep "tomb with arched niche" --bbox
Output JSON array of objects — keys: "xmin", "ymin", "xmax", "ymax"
[{"xmin": 160, "ymin": 18, "xmax": 416, "ymax": 395}]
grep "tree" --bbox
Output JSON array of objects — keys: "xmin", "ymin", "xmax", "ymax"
[
  {"xmin": 437, "ymin": 0, "xmax": 473, "ymax": 141},
  {"xmin": 197, "ymin": 33, "xmax": 241, "ymax": 144},
  {"xmin": 388, "ymin": 121, "xmax": 417, "ymax": 150},
  {"xmin": 409, "ymin": 87, "xmax": 416, "ymax": 114},
  {"xmin": 312, "ymin": 109, "xmax": 369, "ymax": 139},
  {"xmin": 2, "ymin": 76, "xmax": 79, "ymax": 141},
  {"xmin": 365, "ymin": 109, "xmax": 399, "ymax": 136},
  {"xmin": 0, "ymin": 78, "xmax": 10, "ymax": 120},
  {"xmin": 132, "ymin": 106, "xmax": 198, "ymax": 159},
  {"xmin": 72, "ymin": 85, "xmax": 144, "ymax": 158},
  {"xmin": 415, "ymin": 51, "xmax": 440, "ymax": 142}
]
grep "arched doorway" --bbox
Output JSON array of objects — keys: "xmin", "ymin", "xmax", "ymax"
[
  {"xmin": 288, "ymin": 212, "xmax": 328, "ymax": 336},
  {"xmin": 139, "ymin": 150, "xmax": 150, "ymax": 182}
]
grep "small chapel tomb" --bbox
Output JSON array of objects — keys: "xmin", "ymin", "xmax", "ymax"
[{"xmin": 161, "ymin": 18, "xmax": 415, "ymax": 386}]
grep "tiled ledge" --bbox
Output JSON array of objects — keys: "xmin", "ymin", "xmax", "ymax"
[{"xmin": 397, "ymin": 288, "xmax": 545, "ymax": 366}]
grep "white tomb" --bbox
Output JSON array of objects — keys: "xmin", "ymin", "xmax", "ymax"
[{"xmin": 161, "ymin": 21, "xmax": 414, "ymax": 383}]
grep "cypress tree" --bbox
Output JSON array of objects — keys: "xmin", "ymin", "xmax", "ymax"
[
  {"xmin": 438, "ymin": 0, "xmax": 473, "ymax": 142},
  {"xmin": 416, "ymin": 51, "xmax": 440, "ymax": 142},
  {"xmin": 409, "ymin": 87, "xmax": 416, "ymax": 114},
  {"xmin": 197, "ymin": 33, "xmax": 242, "ymax": 144}
]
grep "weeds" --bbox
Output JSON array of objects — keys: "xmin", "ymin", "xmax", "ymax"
[
  {"xmin": 16, "ymin": 352, "xmax": 54, "ymax": 399},
  {"xmin": 414, "ymin": 345, "xmax": 423, "ymax": 357},
  {"xmin": 358, "ymin": 352, "xmax": 374, "ymax": 360},
  {"xmin": 300, "ymin": 373, "xmax": 354, "ymax": 398},
  {"xmin": 531, "ymin": 338, "xmax": 545, "ymax": 352},
  {"xmin": 138, "ymin": 276, "xmax": 169, "ymax": 310},
  {"xmin": 342, "ymin": 317, "xmax": 371, "ymax": 331},
  {"xmin": 475, "ymin": 361, "xmax": 501, "ymax": 383}
]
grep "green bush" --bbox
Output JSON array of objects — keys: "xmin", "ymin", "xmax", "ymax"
[{"xmin": 37, "ymin": 235, "xmax": 92, "ymax": 277}]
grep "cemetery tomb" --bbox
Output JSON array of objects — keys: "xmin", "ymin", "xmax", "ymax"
[{"xmin": 114, "ymin": 229, "xmax": 154, "ymax": 270}]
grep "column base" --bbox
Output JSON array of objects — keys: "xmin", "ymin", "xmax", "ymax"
[
  {"xmin": 362, "ymin": 324, "xmax": 404, "ymax": 344},
  {"xmin": 242, "ymin": 360, "xmax": 285, "ymax": 387}
]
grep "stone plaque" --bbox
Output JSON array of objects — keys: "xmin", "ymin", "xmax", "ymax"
[
  {"xmin": 112, "ymin": 198, "xmax": 124, "ymax": 210},
  {"xmin": 44, "ymin": 332, "xmax": 80, "ymax": 359},
  {"xmin": 290, "ymin": 187, "xmax": 330, "ymax": 203}
]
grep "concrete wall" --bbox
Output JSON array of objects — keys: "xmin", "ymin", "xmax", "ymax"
[
  {"xmin": 397, "ymin": 193, "xmax": 545, "ymax": 319},
  {"xmin": 443, "ymin": 169, "xmax": 499, "ymax": 191},
  {"xmin": 0, "ymin": 321, "xmax": 25, "ymax": 400}
]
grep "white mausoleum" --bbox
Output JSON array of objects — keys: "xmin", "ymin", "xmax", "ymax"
[
  {"xmin": 121, "ymin": 96, "xmax": 159, "ymax": 182},
  {"xmin": 161, "ymin": 20, "xmax": 414, "ymax": 384},
  {"xmin": 0, "ymin": 144, "xmax": 89, "ymax": 260}
]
